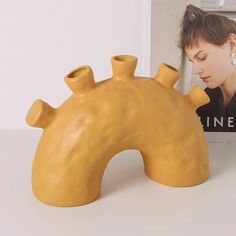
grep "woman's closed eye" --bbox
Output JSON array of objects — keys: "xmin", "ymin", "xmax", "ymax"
[{"xmin": 197, "ymin": 55, "xmax": 207, "ymax": 61}]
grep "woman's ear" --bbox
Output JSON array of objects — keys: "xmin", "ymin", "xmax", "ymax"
[
  {"xmin": 228, "ymin": 34, "xmax": 236, "ymax": 65},
  {"xmin": 228, "ymin": 34, "xmax": 236, "ymax": 53}
]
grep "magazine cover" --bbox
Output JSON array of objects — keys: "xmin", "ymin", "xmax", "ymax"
[{"xmin": 151, "ymin": 0, "xmax": 236, "ymax": 142}]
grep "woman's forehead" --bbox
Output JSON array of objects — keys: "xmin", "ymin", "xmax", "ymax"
[{"xmin": 185, "ymin": 39, "xmax": 215, "ymax": 57}]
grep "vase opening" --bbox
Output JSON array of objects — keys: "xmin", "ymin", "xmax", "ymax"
[
  {"xmin": 163, "ymin": 64, "xmax": 178, "ymax": 72},
  {"xmin": 113, "ymin": 55, "xmax": 136, "ymax": 63},
  {"xmin": 68, "ymin": 67, "xmax": 89, "ymax": 79}
]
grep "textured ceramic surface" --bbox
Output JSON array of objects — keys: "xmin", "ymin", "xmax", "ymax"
[{"xmin": 26, "ymin": 55, "xmax": 210, "ymax": 207}]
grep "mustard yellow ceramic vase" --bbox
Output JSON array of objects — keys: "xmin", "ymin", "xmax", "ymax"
[{"xmin": 26, "ymin": 55, "xmax": 210, "ymax": 207}]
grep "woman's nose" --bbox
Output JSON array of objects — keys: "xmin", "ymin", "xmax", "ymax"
[{"xmin": 192, "ymin": 63, "xmax": 203, "ymax": 75}]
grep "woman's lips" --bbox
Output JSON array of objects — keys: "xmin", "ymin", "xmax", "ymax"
[{"xmin": 201, "ymin": 76, "xmax": 210, "ymax": 83}]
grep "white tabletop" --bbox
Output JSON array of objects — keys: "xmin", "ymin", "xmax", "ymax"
[{"xmin": 0, "ymin": 130, "xmax": 235, "ymax": 236}]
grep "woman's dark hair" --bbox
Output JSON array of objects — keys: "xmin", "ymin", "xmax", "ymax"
[{"xmin": 179, "ymin": 4, "xmax": 236, "ymax": 50}]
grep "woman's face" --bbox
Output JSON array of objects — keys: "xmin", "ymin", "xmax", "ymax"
[{"xmin": 185, "ymin": 38, "xmax": 234, "ymax": 89}]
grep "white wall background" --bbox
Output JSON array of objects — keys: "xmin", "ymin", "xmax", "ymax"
[{"xmin": 0, "ymin": 0, "xmax": 151, "ymax": 129}]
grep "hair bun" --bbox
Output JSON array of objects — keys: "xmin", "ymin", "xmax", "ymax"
[{"xmin": 183, "ymin": 5, "xmax": 206, "ymax": 30}]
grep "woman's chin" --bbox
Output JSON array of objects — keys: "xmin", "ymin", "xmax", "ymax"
[{"xmin": 206, "ymin": 83, "xmax": 217, "ymax": 89}]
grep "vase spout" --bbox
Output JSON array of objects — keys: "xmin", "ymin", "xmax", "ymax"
[{"xmin": 111, "ymin": 55, "xmax": 137, "ymax": 80}]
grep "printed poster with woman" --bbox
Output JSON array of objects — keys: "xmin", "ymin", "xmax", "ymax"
[{"xmin": 179, "ymin": 5, "xmax": 236, "ymax": 135}]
